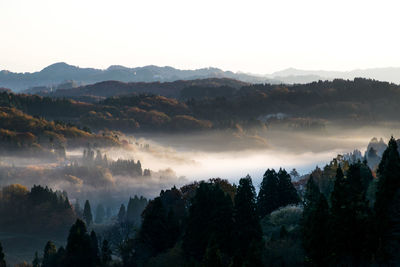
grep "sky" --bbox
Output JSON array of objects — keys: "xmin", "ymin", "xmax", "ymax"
[{"xmin": 1, "ymin": 0, "xmax": 400, "ymax": 74}]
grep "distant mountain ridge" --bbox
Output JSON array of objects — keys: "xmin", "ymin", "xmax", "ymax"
[
  {"xmin": 3, "ymin": 63, "xmax": 400, "ymax": 92},
  {"xmin": 269, "ymin": 67, "xmax": 400, "ymax": 84},
  {"xmin": 0, "ymin": 62, "xmax": 278, "ymax": 92}
]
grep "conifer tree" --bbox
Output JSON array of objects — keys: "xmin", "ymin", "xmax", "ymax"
[
  {"xmin": 303, "ymin": 193, "xmax": 330, "ymax": 266},
  {"xmin": 42, "ymin": 241, "xmax": 57, "ymax": 267},
  {"xmin": 32, "ymin": 251, "xmax": 40, "ymax": 267},
  {"xmin": 257, "ymin": 169, "xmax": 280, "ymax": 218},
  {"xmin": 374, "ymin": 137, "xmax": 400, "ymax": 262},
  {"xmin": 83, "ymin": 200, "xmax": 93, "ymax": 226},
  {"xmin": 330, "ymin": 164, "xmax": 369, "ymax": 264},
  {"xmin": 302, "ymin": 176, "xmax": 330, "ymax": 266},
  {"xmin": 139, "ymin": 197, "xmax": 171, "ymax": 255},
  {"xmin": 303, "ymin": 175, "xmax": 320, "ymax": 213},
  {"xmin": 65, "ymin": 219, "xmax": 95, "ymax": 267},
  {"xmin": 90, "ymin": 231, "xmax": 100, "ymax": 266},
  {"xmin": 277, "ymin": 168, "xmax": 300, "ymax": 206},
  {"xmin": 232, "ymin": 175, "xmax": 263, "ymax": 266},
  {"xmin": 330, "ymin": 168, "xmax": 347, "ymax": 255},
  {"xmin": 183, "ymin": 182, "xmax": 234, "ymax": 262},
  {"xmin": 126, "ymin": 197, "xmax": 137, "ymax": 224}
]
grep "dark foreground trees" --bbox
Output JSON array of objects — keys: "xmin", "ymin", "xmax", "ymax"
[
  {"xmin": 302, "ymin": 175, "xmax": 330, "ymax": 266},
  {"xmin": 31, "ymin": 219, "xmax": 111, "ymax": 267},
  {"xmin": 257, "ymin": 169, "xmax": 299, "ymax": 218},
  {"xmin": 232, "ymin": 175, "xmax": 263, "ymax": 266},
  {"xmin": 19, "ymin": 140, "xmax": 400, "ymax": 266},
  {"xmin": 182, "ymin": 182, "xmax": 234, "ymax": 263},
  {"xmin": 373, "ymin": 137, "xmax": 400, "ymax": 263},
  {"xmin": 302, "ymin": 138, "xmax": 400, "ymax": 265}
]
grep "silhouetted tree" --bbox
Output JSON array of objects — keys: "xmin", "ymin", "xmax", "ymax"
[
  {"xmin": 302, "ymin": 176, "xmax": 330, "ymax": 266},
  {"xmin": 182, "ymin": 182, "xmax": 234, "ymax": 263},
  {"xmin": 277, "ymin": 168, "xmax": 300, "ymax": 206},
  {"xmin": 374, "ymin": 137, "xmax": 400, "ymax": 263},
  {"xmin": 32, "ymin": 251, "xmax": 40, "ymax": 267},
  {"xmin": 257, "ymin": 169, "xmax": 280, "ymax": 217},
  {"xmin": 330, "ymin": 164, "xmax": 370, "ymax": 264},
  {"xmin": 42, "ymin": 241, "xmax": 57, "ymax": 267},
  {"xmin": 83, "ymin": 200, "xmax": 93, "ymax": 226},
  {"xmin": 126, "ymin": 197, "xmax": 137, "ymax": 224},
  {"xmin": 232, "ymin": 175, "xmax": 263, "ymax": 266},
  {"xmin": 139, "ymin": 196, "xmax": 178, "ymax": 256},
  {"xmin": 90, "ymin": 231, "xmax": 100, "ymax": 266},
  {"xmin": 65, "ymin": 219, "xmax": 95, "ymax": 267}
]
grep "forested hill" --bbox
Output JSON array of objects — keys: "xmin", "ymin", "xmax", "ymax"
[
  {"xmin": 36, "ymin": 78, "xmax": 249, "ymax": 99},
  {"xmin": 1, "ymin": 78, "xmax": 400, "ymax": 134}
]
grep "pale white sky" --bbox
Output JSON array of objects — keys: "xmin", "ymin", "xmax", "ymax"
[{"xmin": 1, "ymin": 0, "xmax": 399, "ymax": 74}]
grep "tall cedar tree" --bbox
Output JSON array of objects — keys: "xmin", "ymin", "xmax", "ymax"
[
  {"xmin": 42, "ymin": 241, "xmax": 57, "ymax": 267},
  {"xmin": 139, "ymin": 197, "xmax": 175, "ymax": 255},
  {"xmin": 374, "ymin": 137, "xmax": 400, "ymax": 262},
  {"xmin": 346, "ymin": 162, "xmax": 370, "ymax": 263},
  {"xmin": 277, "ymin": 168, "xmax": 300, "ymax": 206},
  {"xmin": 232, "ymin": 175, "xmax": 263, "ymax": 267},
  {"xmin": 0, "ymin": 242, "xmax": 5, "ymax": 267},
  {"xmin": 83, "ymin": 200, "xmax": 93, "ymax": 226},
  {"xmin": 302, "ymin": 176, "xmax": 330, "ymax": 266},
  {"xmin": 90, "ymin": 230, "xmax": 100, "ymax": 266},
  {"xmin": 182, "ymin": 182, "xmax": 234, "ymax": 263},
  {"xmin": 330, "ymin": 164, "xmax": 370, "ymax": 265},
  {"xmin": 329, "ymin": 167, "xmax": 347, "ymax": 261},
  {"xmin": 257, "ymin": 169, "xmax": 280, "ymax": 218},
  {"xmin": 65, "ymin": 219, "xmax": 97, "ymax": 267}
]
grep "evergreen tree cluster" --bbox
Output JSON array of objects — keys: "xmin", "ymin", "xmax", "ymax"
[
  {"xmin": 0, "ymin": 184, "xmax": 75, "ymax": 235},
  {"xmin": 30, "ymin": 219, "xmax": 112, "ymax": 267},
  {"xmin": 303, "ymin": 138, "xmax": 400, "ymax": 265},
  {"xmin": 257, "ymin": 168, "xmax": 300, "ymax": 218},
  {"xmin": 82, "ymin": 148, "xmax": 144, "ymax": 177}
]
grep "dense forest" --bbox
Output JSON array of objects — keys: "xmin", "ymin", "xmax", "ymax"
[
  {"xmin": 0, "ymin": 105, "xmax": 120, "ymax": 156},
  {"xmin": 1, "ymin": 137, "xmax": 400, "ymax": 266},
  {"xmin": 0, "ymin": 78, "xmax": 399, "ymax": 142}
]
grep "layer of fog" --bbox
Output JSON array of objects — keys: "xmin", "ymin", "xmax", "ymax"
[{"xmin": 0, "ymin": 124, "xmax": 398, "ymax": 208}]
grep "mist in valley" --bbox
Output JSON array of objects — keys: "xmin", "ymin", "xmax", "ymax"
[{"xmin": 0, "ymin": 124, "xmax": 396, "ymax": 200}]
